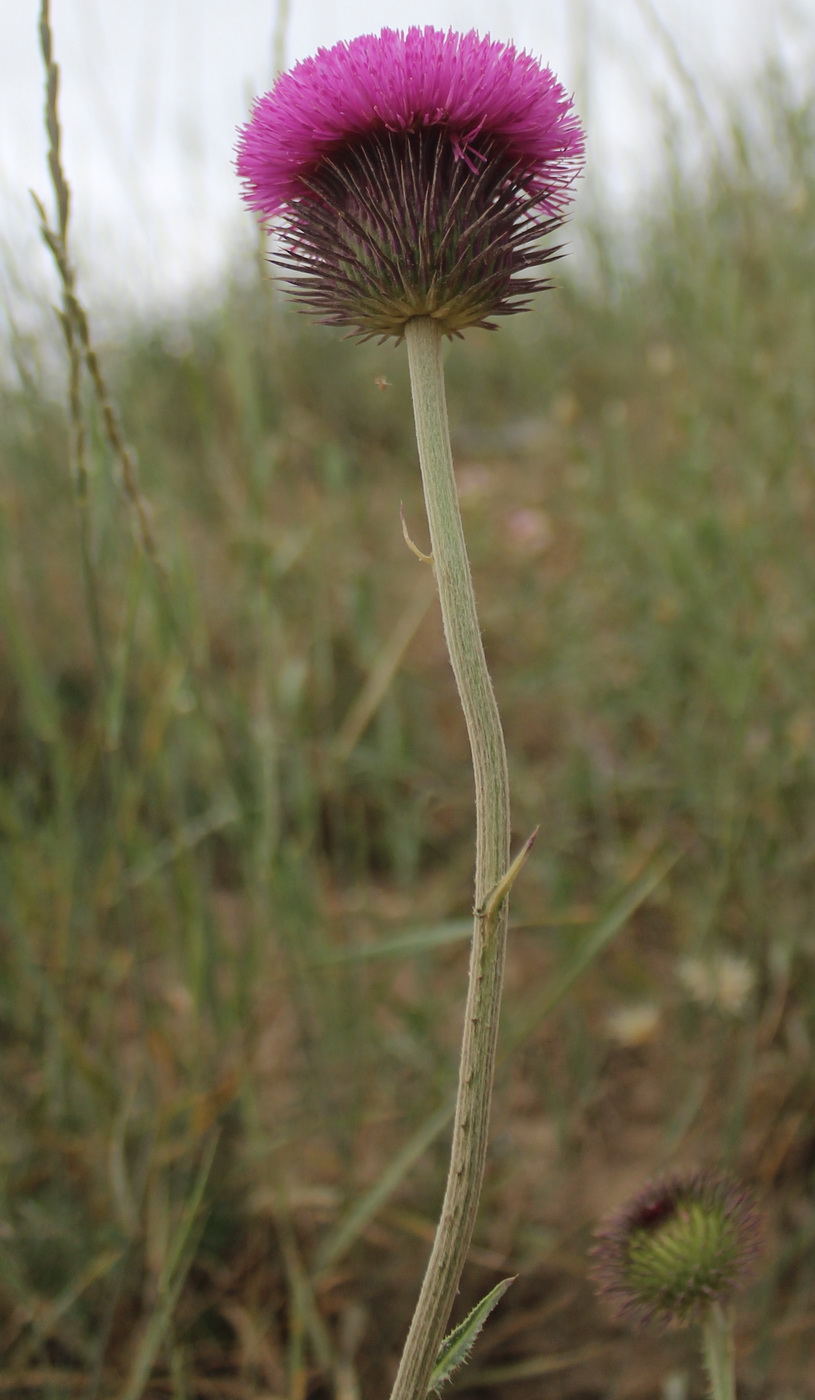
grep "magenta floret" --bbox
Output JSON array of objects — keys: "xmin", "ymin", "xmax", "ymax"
[{"xmin": 237, "ymin": 27, "xmax": 584, "ymax": 219}]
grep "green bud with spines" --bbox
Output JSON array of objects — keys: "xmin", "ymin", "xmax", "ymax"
[{"xmin": 590, "ymin": 1168, "xmax": 763, "ymax": 1330}]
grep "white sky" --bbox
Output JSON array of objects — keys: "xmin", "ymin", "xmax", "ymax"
[{"xmin": 1, "ymin": 0, "xmax": 813, "ymax": 326}]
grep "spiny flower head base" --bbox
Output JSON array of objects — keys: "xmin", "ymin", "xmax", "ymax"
[
  {"xmin": 590, "ymin": 1169, "xmax": 763, "ymax": 1329},
  {"xmin": 236, "ymin": 28, "xmax": 584, "ymax": 341}
]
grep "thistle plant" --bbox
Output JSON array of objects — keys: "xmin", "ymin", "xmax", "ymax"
[
  {"xmin": 237, "ymin": 28, "xmax": 583, "ymax": 1400},
  {"xmin": 591, "ymin": 1169, "xmax": 764, "ymax": 1400}
]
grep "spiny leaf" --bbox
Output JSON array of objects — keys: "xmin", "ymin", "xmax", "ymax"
[{"xmin": 429, "ymin": 1276, "xmax": 516, "ymax": 1393}]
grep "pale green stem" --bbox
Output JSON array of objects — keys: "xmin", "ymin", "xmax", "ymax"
[
  {"xmin": 701, "ymin": 1304, "xmax": 736, "ymax": 1400},
  {"xmin": 389, "ymin": 316, "xmax": 512, "ymax": 1400}
]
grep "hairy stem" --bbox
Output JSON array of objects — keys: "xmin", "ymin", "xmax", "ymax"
[
  {"xmin": 701, "ymin": 1304, "xmax": 736, "ymax": 1400},
  {"xmin": 390, "ymin": 316, "xmax": 512, "ymax": 1400}
]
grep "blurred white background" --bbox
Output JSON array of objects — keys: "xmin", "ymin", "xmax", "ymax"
[{"xmin": 1, "ymin": 0, "xmax": 813, "ymax": 325}]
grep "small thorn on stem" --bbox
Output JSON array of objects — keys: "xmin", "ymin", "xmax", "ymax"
[
  {"xmin": 401, "ymin": 502, "xmax": 434, "ymax": 565},
  {"xmin": 476, "ymin": 826, "xmax": 539, "ymax": 925}
]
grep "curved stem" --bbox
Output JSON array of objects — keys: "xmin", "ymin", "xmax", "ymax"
[
  {"xmin": 390, "ymin": 316, "xmax": 512, "ymax": 1400},
  {"xmin": 701, "ymin": 1304, "xmax": 736, "ymax": 1400}
]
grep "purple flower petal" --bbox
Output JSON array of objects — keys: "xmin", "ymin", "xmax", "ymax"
[{"xmin": 237, "ymin": 27, "xmax": 584, "ymax": 220}]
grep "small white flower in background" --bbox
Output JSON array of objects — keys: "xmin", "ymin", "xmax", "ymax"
[
  {"xmin": 677, "ymin": 953, "xmax": 756, "ymax": 1017},
  {"xmin": 606, "ymin": 1001, "xmax": 661, "ymax": 1047}
]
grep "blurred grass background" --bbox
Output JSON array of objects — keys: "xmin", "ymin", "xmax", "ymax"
[{"xmin": 2, "ymin": 44, "xmax": 815, "ymax": 1400}]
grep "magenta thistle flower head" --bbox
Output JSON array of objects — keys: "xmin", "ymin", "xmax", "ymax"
[
  {"xmin": 590, "ymin": 1169, "xmax": 763, "ymax": 1330},
  {"xmin": 236, "ymin": 27, "xmax": 584, "ymax": 341}
]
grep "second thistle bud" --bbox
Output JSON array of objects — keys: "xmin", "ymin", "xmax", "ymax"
[{"xmin": 591, "ymin": 1169, "xmax": 763, "ymax": 1329}]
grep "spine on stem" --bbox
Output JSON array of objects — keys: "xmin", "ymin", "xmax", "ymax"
[{"xmin": 390, "ymin": 316, "xmax": 512, "ymax": 1400}]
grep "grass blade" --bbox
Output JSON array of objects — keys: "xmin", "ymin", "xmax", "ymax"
[
  {"xmin": 318, "ymin": 919, "xmax": 472, "ymax": 964},
  {"xmin": 312, "ymin": 1100, "xmax": 454, "ymax": 1277},
  {"xmin": 313, "ymin": 850, "xmax": 675, "ymax": 1279},
  {"xmin": 505, "ymin": 846, "xmax": 680, "ymax": 1055},
  {"xmin": 116, "ymin": 1134, "xmax": 220, "ymax": 1400}
]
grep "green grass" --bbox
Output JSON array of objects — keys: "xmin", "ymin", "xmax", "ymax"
[{"xmin": 1, "ymin": 58, "xmax": 815, "ymax": 1400}]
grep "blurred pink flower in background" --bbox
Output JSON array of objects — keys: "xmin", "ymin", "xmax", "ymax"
[{"xmin": 504, "ymin": 506, "xmax": 553, "ymax": 554}]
